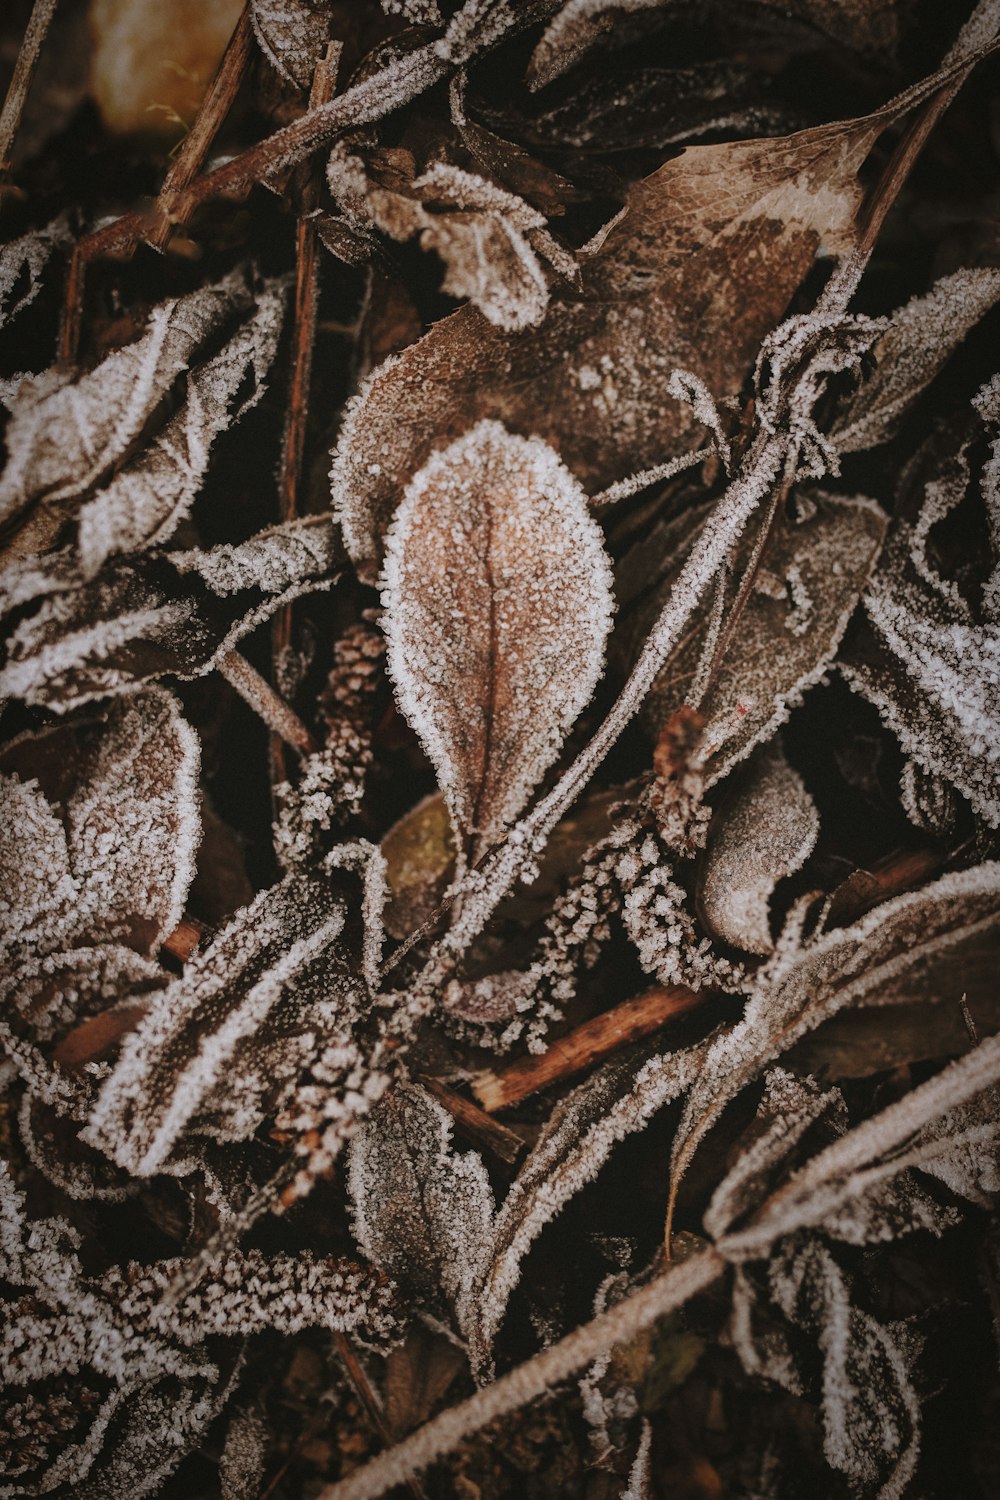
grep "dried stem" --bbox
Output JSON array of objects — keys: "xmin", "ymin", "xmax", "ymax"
[
  {"xmin": 472, "ymin": 985, "xmax": 706, "ymax": 1113},
  {"xmin": 219, "ymin": 649, "xmax": 319, "ymax": 756},
  {"xmin": 419, "ymin": 1076, "xmax": 526, "ymax": 1164},
  {"xmin": 148, "ymin": 3, "xmax": 256, "ymax": 249},
  {"xmin": 0, "ymin": 0, "xmax": 59, "ymax": 181},
  {"xmin": 271, "ymin": 44, "xmax": 339, "ymax": 789},
  {"xmin": 335, "ymin": 1324, "xmax": 431, "ymax": 1500}
]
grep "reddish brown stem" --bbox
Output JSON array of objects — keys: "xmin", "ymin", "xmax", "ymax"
[
  {"xmin": 419, "ymin": 1076, "xmax": 526, "ymax": 1164},
  {"xmin": 333, "ymin": 1335, "xmax": 429, "ymax": 1500},
  {"xmin": 0, "ymin": 0, "xmax": 59, "ymax": 180},
  {"xmin": 472, "ymin": 984, "xmax": 706, "ymax": 1112},
  {"xmin": 148, "ymin": 3, "xmax": 255, "ymax": 249},
  {"xmin": 270, "ymin": 45, "xmax": 339, "ymax": 789},
  {"xmin": 161, "ymin": 914, "xmax": 212, "ymax": 963}
]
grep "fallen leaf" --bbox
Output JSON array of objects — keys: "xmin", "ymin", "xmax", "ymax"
[
  {"xmin": 332, "ymin": 93, "xmax": 910, "ymax": 578},
  {"xmin": 0, "ymin": 269, "xmax": 256, "ymax": 551},
  {"xmin": 698, "ymin": 741, "xmax": 819, "ymax": 955},
  {"xmin": 381, "ymin": 420, "xmax": 614, "ymax": 857},
  {"xmin": 347, "ymin": 1080, "xmax": 495, "ymax": 1339},
  {"xmin": 251, "ymin": 0, "xmax": 331, "ymax": 90}
]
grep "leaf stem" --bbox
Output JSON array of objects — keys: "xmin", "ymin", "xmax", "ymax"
[
  {"xmin": 0, "ymin": 0, "xmax": 59, "ymax": 182},
  {"xmin": 472, "ymin": 984, "xmax": 706, "ymax": 1112}
]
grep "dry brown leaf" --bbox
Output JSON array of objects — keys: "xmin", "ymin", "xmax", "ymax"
[
  {"xmin": 332, "ymin": 98, "xmax": 906, "ymax": 579},
  {"xmin": 633, "ymin": 492, "xmax": 887, "ymax": 784},
  {"xmin": 698, "ymin": 741, "xmax": 819, "ymax": 955},
  {"xmin": 381, "ymin": 420, "xmax": 614, "ymax": 856},
  {"xmin": 251, "ymin": 0, "xmax": 331, "ymax": 90}
]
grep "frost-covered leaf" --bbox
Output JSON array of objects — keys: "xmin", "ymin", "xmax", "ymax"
[
  {"xmin": 251, "ymin": 0, "xmax": 331, "ymax": 90},
  {"xmin": 331, "ymin": 104, "xmax": 900, "ymax": 577},
  {"xmin": 82, "ymin": 873, "xmax": 362, "ymax": 1175},
  {"xmin": 670, "ymin": 863, "xmax": 1000, "ymax": 1214},
  {"xmin": 77, "ymin": 279, "xmax": 288, "ymax": 573},
  {"xmin": 103, "ymin": 1247, "xmax": 398, "ymax": 1342},
  {"xmin": 0, "ymin": 516, "xmax": 338, "ymax": 711},
  {"xmin": 0, "ymin": 215, "xmax": 70, "ymax": 331},
  {"xmin": 0, "ymin": 688, "xmax": 199, "ymax": 960},
  {"xmin": 328, "ymin": 146, "xmax": 574, "ymax": 331},
  {"xmin": 0, "ymin": 269, "xmax": 254, "ymax": 548},
  {"xmin": 381, "ymin": 420, "xmax": 614, "ymax": 855},
  {"xmin": 842, "ymin": 387, "xmax": 1000, "ymax": 825},
  {"xmin": 767, "ymin": 1239, "xmax": 920, "ymax": 1498},
  {"xmin": 0, "ymin": 1156, "xmax": 394, "ymax": 1498},
  {"xmin": 633, "ymin": 492, "xmax": 886, "ymax": 784},
  {"xmin": 467, "ymin": 1036, "xmax": 712, "ymax": 1372},
  {"xmin": 833, "ymin": 267, "xmax": 1000, "ymax": 453},
  {"xmin": 698, "ymin": 742, "xmax": 819, "ymax": 955},
  {"xmin": 0, "ymin": 1159, "xmax": 230, "ymax": 1498},
  {"xmin": 348, "ymin": 1081, "xmax": 494, "ymax": 1339}
]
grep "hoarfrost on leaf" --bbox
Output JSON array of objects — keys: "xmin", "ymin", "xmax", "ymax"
[
  {"xmin": 0, "ymin": 269, "xmax": 254, "ymax": 549},
  {"xmin": 381, "ymin": 420, "xmax": 614, "ymax": 858},
  {"xmin": 77, "ymin": 279, "xmax": 288, "ymax": 572},
  {"xmin": 348, "ymin": 1081, "xmax": 495, "ymax": 1342},
  {"xmin": 698, "ymin": 742, "xmax": 819, "ymax": 955},
  {"xmin": 251, "ymin": 0, "xmax": 332, "ymax": 91}
]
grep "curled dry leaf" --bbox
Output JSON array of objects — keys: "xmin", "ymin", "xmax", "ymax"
[
  {"xmin": 669, "ymin": 862, "xmax": 1000, "ymax": 1219},
  {"xmin": 381, "ymin": 420, "xmax": 614, "ymax": 856},
  {"xmin": 77, "ymin": 279, "xmax": 288, "ymax": 573},
  {"xmin": 842, "ymin": 385, "xmax": 1000, "ymax": 825},
  {"xmin": 328, "ymin": 146, "xmax": 575, "ymax": 332},
  {"xmin": 347, "ymin": 1081, "xmax": 495, "ymax": 1340},
  {"xmin": 0, "ymin": 516, "xmax": 338, "ymax": 711},
  {"xmin": 251, "ymin": 0, "xmax": 332, "ymax": 90},
  {"xmin": 698, "ymin": 741, "xmax": 819, "ymax": 955},
  {"xmin": 331, "ymin": 99, "xmax": 901, "ymax": 578},
  {"xmin": 0, "ymin": 269, "xmax": 256, "ymax": 551}
]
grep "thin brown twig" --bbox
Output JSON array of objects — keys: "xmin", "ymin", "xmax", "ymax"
[
  {"xmin": 271, "ymin": 43, "xmax": 339, "ymax": 791},
  {"xmin": 333, "ymin": 1335, "xmax": 429, "ymax": 1500},
  {"xmin": 419, "ymin": 1076, "xmax": 526, "ymax": 1164},
  {"xmin": 148, "ymin": 2, "xmax": 256, "ymax": 249},
  {"xmin": 0, "ymin": 0, "xmax": 59, "ymax": 181},
  {"xmin": 472, "ymin": 984, "xmax": 706, "ymax": 1113},
  {"xmin": 219, "ymin": 648, "xmax": 320, "ymax": 756},
  {"xmin": 57, "ymin": 6, "xmax": 254, "ymax": 361}
]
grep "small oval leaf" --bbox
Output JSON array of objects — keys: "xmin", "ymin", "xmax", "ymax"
[{"xmin": 381, "ymin": 419, "xmax": 614, "ymax": 854}]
